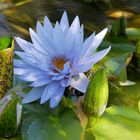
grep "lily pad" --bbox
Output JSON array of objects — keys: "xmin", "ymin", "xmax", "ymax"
[
  {"xmin": 21, "ymin": 102, "xmax": 83, "ymax": 140},
  {"xmin": 93, "ymin": 106, "xmax": 140, "ymax": 140}
]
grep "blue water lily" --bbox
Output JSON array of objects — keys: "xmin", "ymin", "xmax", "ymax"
[{"xmin": 14, "ymin": 11, "xmax": 111, "ymax": 108}]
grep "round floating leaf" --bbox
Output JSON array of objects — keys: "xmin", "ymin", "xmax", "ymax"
[
  {"xmin": 22, "ymin": 103, "xmax": 83, "ymax": 140},
  {"xmin": 92, "ymin": 106, "xmax": 140, "ymax": 140}
]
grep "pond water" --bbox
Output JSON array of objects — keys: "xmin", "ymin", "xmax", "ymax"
[{"xmin": 0, "ymin": 0, "xmax": 140, "ymax": 39}]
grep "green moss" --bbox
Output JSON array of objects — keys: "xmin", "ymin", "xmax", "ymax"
[
  {"xmin": 0, "ymin": 94, "xmax": 18, "ymax": 138},
  {"xmin": 0, "ymin": 38, "xmax": 14, "ymax": 99}
]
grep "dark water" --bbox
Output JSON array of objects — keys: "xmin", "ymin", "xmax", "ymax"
[{"xmin": 1, "ymin": 0, "xmax": 140, "ymax": 38}]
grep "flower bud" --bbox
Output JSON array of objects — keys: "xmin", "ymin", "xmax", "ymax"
[
  {"xmin": 0, "ymin": 94, "xmax": 22, "ymax": 138},
  {"xmin": 84, "ymin": 67, "xmax": 109, "ymax": 117}
]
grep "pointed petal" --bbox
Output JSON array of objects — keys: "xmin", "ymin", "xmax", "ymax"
[
  {"xmin": 15, "ymin": 37, "xmax": 32, "ymax": 52},
  {"xmin": 76, "ymin": 47, "xmax": 111, "ymax": 74},
  {"xmin": 40, "ymin": 82, "xmax": 58, "ymax": 104},
  {"xmin": 19, "ymin": 72, "xmax": 47, "ymax": 82},
  {"xmin": 14, "ymin": 68, "xmax": 37, "ymax": 75},
  {"xmin": 44, "ymin": 16, "xmax": 53, "ymax": 34},
  {"xmin": 15, "ymin": 51, "xmax": 39, "ymax": 65},
  {"xmin": 29, "ymin": 28, "xmax": 47, "ymax": 53},
  {"xmin": 53, "ymin": 22, "xmax": 65, "ymax": 54},
  {"xmin": 83, "ymin": 28, "xmax": 108, "ymax": 57},
  {"xmin": 50, "ymin": 85, "xmax": 65, "ymax": 108},
  {"xmin": 36, "ymin": 20, "xmax": 54, "ymax": 51},
  {"xmin": 70, "ymin": 73, "xmax": 89, "ymax": 93},
  {"xmin": 70, "ymin": 16, "xmax": 80, "ymax": 35},
  {"xmin": 80, "ymin": 46, "xmax": 111, "ymax": 65},
  {"xmin": 60, "ymin": 11, "xmax": 69, "ymax": 31},
  {"xmin": 30, "ymin": 77, "xmax": 52, "ymax": 87},
  {"xmin": 22, "ymin": 87, "xmax": 44, "ymax": 104},
  {"xmin": 14, "ymin": 59, "xmax": 32, "ymax": 69},
  {"xmin": 81, "ymin": 32, "xmax": 95, "ymax": 56}
]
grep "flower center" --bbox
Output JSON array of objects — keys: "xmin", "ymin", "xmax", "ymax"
[{"xmin": 53, "ymin": 57, "xmax": 66, "ymax": 70}]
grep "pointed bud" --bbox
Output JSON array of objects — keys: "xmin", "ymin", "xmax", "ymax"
[{"xmin": 84, "ymin": 67, "xmax": 109, "ymax": 117}]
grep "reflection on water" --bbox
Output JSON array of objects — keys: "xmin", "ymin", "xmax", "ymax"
[{"xmin": 0, "ymin": 0, "xmax": 140, "ymax": 38}]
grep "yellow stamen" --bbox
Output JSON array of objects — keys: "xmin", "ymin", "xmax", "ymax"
[{"xmin": 53, "ymin": 57, "xmax": 66, "ymax": 70}]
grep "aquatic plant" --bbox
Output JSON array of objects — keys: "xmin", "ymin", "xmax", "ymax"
[{"xmin": 14, "ymin": 12, "xmax": 111, "ymax": 108}]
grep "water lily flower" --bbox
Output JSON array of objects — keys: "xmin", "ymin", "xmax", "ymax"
[{"xmin": 14, "ymin": 11, "xmax": 111, "ymax": 108}]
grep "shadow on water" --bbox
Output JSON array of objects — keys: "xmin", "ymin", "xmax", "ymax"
[{"xmin": 0, "ymin": 0, "xmax": 140, "ymax": 38}]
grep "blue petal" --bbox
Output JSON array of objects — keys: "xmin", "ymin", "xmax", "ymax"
[
  {"xmin": 70, "ymin": 29, "xmax": 83, "ymax": 66},
  {"xmin": 15, "ymin": 51, "xmax": 39, "ymax": 65},
  {"xmin": 70, "ymin": 16, "xmax": 80, "ymax": 35},
  {"xmin": 15, "ymin": 37, "xmax": 32, "ymax": 52},
  {"xmin": 53, "ymin": 22, "xmax": 65, "ymax": 55},
  {"xmin": 36, "ymin": 21, "xmax": 45, "ymax": 38},
  {"xmin": 83, "ymin": 28, "xmax": 108, "ymax": 57},
  {"xmin": 52, "ymin": 75, "xmax": 65, "ymax": 80},
  {"xmin": 65, "ymin": 30, "xmax": 75, "ymax": 58},
  {"xmin": 81, "ymin": 32, "xmax": 95, "ymax": 56},
  {"xmin": 70, "ymin": 73, "xmax": 89, "ymax": 93},
  {"xmin": 61, "ymin": 62, "xmax": 71, "ymax": 74},
  {"xmin": 29, "ymin": 28, "xmax": 47, "ymax": 52},
  {"xmin": 61, "ymin": 77, "xmax": 71, "ymax": 87},
  {"xmin": 14, "ymin": 59, "xmax": 32, "ymax": 69},
  {"xmin": 75, "ymin": 47, "xmax": 111, "ymax": 74},
  {"xmin": 50, "ymin": 85, "xmax": 65, "ymax": 108},
  {"xmin": 40, "ymin": 82, "xmax": 58, "ymax": 104},
  {"xmin": 22, "ymin": 87, "xmax": 45, "ymax": 104},
  {"xmin": 15, "ymin": 37, "xmax": 51, "ymax": 65},
  {"xmin": 60, "ymin": 11, "xmax": 69, "ymax": 31},
  {"xmin": 18, "ymin": 72, "xmax": 47, "ymax": 82},
  {"xmin": 36, "ymin": 20, "xmax": 55, "ymax": 55},
  {"xmin": 14, "ymin": 68, "xmax": 38, "ymax": 75},
  {"xmin": 30, "ymin": 77, "xmax": 52, "ymax": 87},
  {"xmin": 79, "ymin": 46, "xmax": 111, "ymax": 65},
  {"xmin": 29, "ymin": 28, "xmax": 55, "ymax": 57},
  {"xmin": 44, "ymin": 16, "xmax": 53, "ymax": 35},
  {"xmin": 15, "ymin": 51, "xmax": 50, "ymax": 72}
]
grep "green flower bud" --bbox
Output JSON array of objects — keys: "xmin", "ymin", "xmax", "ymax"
[
  {"xmin": 84, "ymin": 67, "xmax": 109, "ymax": 117},
  {"xmin": 0, "ymin": 94, "xmax": 22, "ymax": 138},
  {"xmin": 0, "ymin": 37, "xmax": 14, "ymax": 99}
]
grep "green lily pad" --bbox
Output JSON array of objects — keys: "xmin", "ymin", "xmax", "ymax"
[
  {"xmin": 92, "ymin": 106, "xmax": 140, "ymax": 140},
  {"xmin": 21, "ymin": 102, "xmax": 83, "ymax": 140}
]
